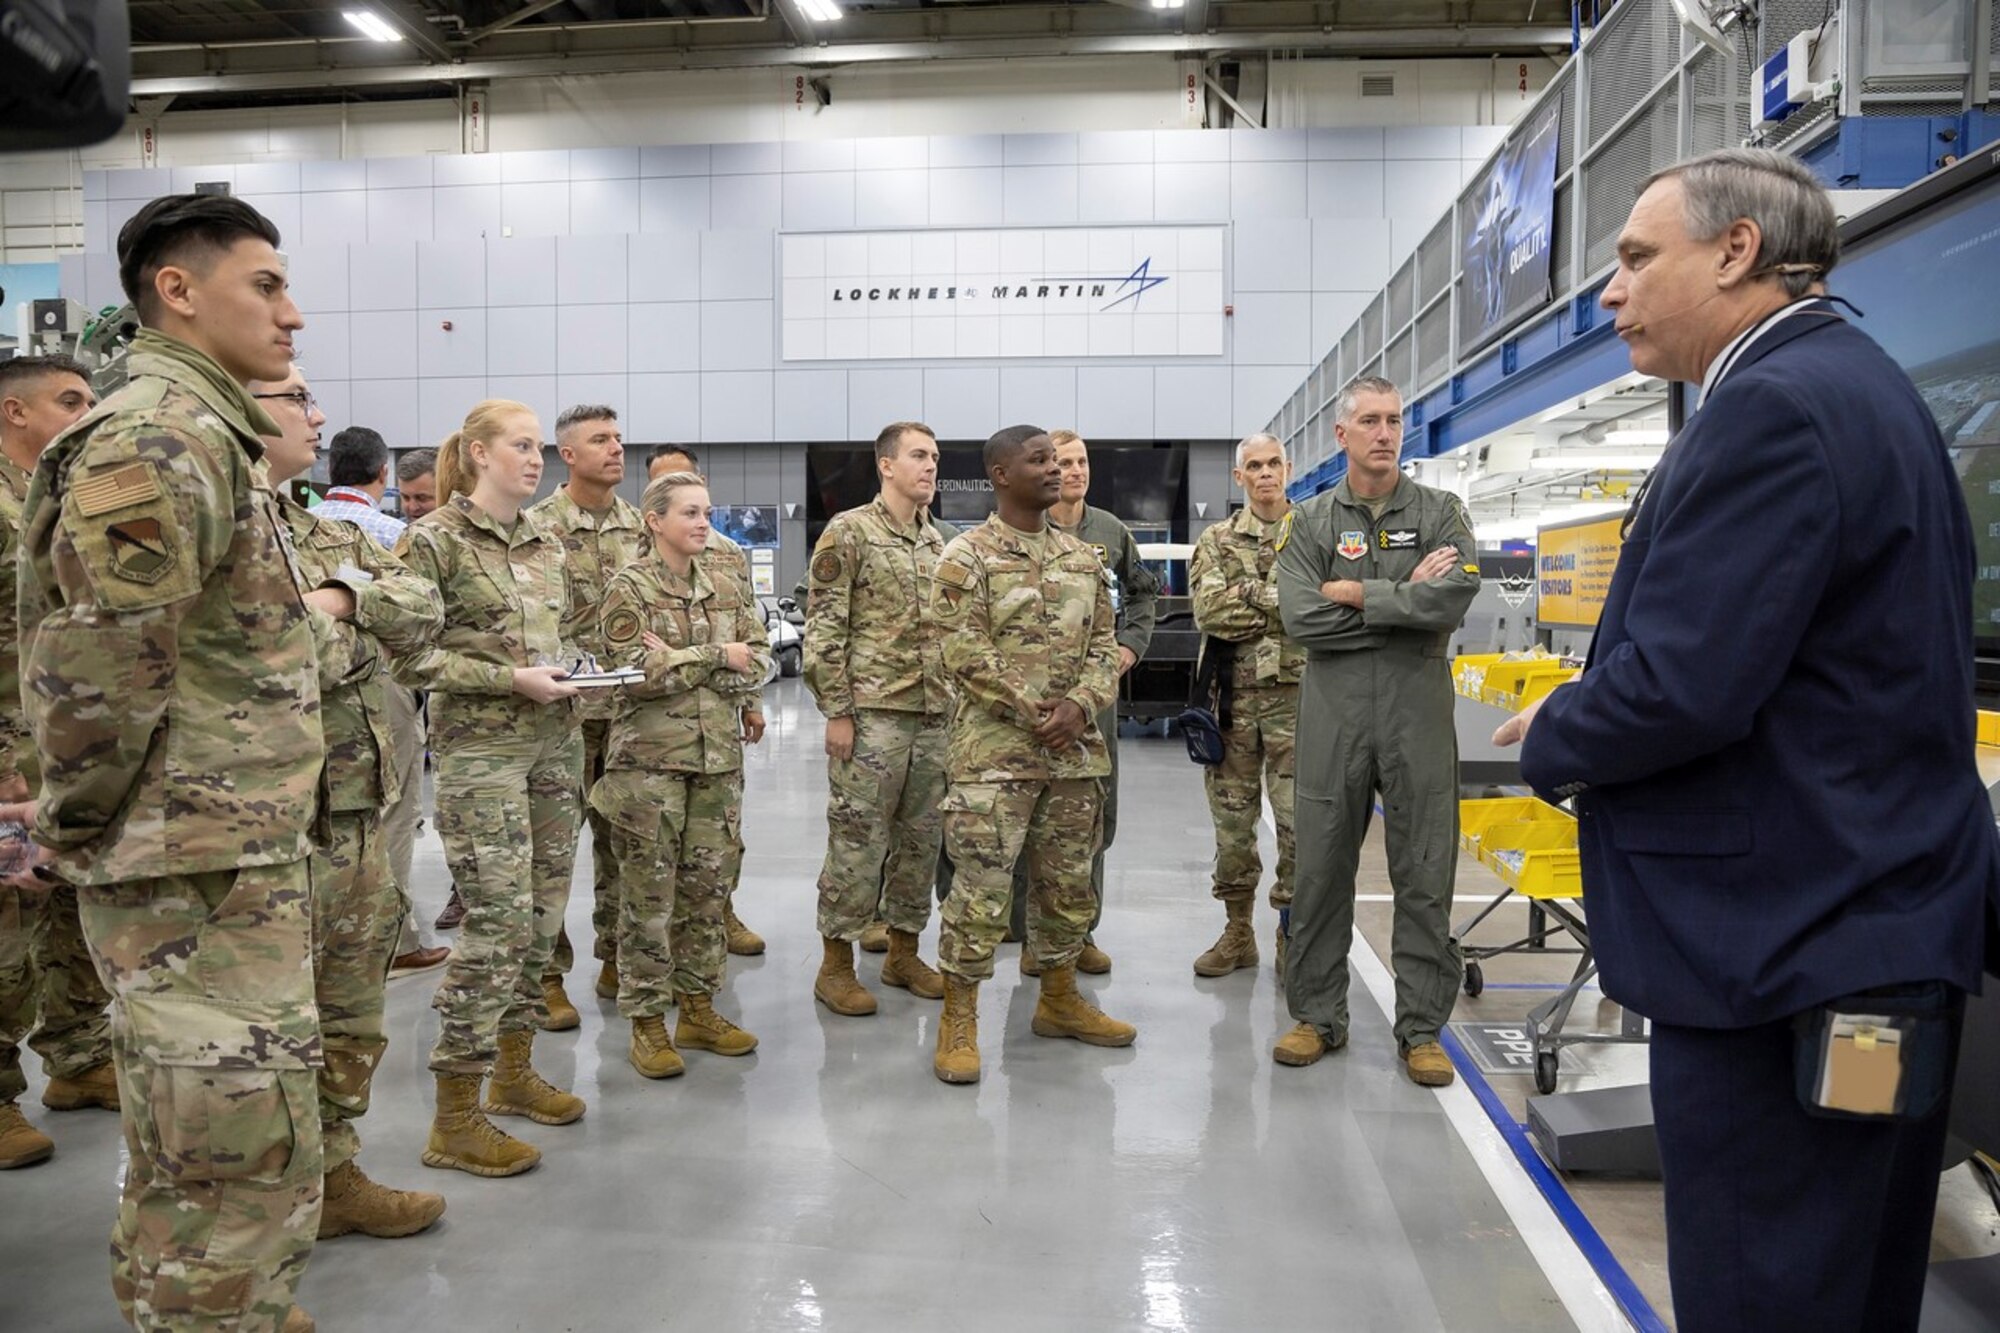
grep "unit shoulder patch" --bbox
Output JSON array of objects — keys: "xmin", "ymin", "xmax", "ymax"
[
  {"xmin": 934, "ymin": 559, "xmax": 973, "ymax": 589},
  {"xmin": 811, "ymin": 549, "xmax": 844, "ymax": 585},
  {"xmin": 105, "ymin": 516, "xmax": 175, "ymax": 583},
  {"xmin": 73, "ymin": 461, "xmax": 163, "ymax": 518},
  {"xmin": 603, "ymin": 606, "xmax": 643, "ymax": 647}
]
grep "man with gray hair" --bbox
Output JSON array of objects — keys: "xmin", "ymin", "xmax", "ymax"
[
  {"xmin": 1187, "ymin": 432, "xmax": 1304, "ymax": 980},
  {"xmin": 1274, "ymin": 376, "xmax": 1479, "ymax": 1084},
  {"xmin": 1497, "ymin": 147, "xmax": 1999, "ymax": 1330}
]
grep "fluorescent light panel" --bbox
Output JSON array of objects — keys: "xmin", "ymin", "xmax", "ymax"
[
  {"xmin": 797, "ymin": 0, "xmax": 843, "ymax": 21},
  {"xmin": 343, "ymin": 10, "xmax": 402, "ymax": 41},
  {"xmin": 1605, "ymin": 426, "xmax": 1670, "ymax": 446},
  {"xmin": 1529, "ymin": 451, "xmax": 1663, "ymax": 470}
]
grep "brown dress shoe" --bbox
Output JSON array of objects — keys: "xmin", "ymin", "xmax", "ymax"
[
  {"xmin": 434, "ymin": 887, "xmax": 467, "ymax": 931},
  {"xmin": 389, "ymin": 945, "xmax": 451, "ymax": 977}
]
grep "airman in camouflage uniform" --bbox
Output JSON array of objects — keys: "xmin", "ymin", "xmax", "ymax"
[
  {"xmin": 644, "ymin": 445, "xmax": 767, "ymax": 957},
  {"xmin": 255, "ymin": 366, "xmax": 448, "ymax": 1240},
  {"xmin": 0, "ymin": 354, "xmax": 117, "ymax": 1173},
  {"xmin": 395, "ymin": 400, "xmax": 586, "ymax": 1177},
  {"xmin": 20, "ymin": 269, "xmax": 330, "ymax": 1332},
  {"xmin": 1189, "ymin": 435, "xmax": 1305, "ymax": 980},
  {"xmin": 595, "ymin": 472, "xmax": 769, "ymax": 1079},
  {"xmin": 929, "ymin": 427, "xmax": 1134, "ymax": 1086},
  {"xmin": 530, "ymin": 408, "xmax": 648, "ymax": 1021},
  {"xmin": 806, "ymin": 422, "xmax": 953, "ymax": 1017}
]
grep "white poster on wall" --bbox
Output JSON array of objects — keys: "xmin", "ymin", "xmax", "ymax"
[{"xmin": 780, "ymin": 226, "xmax": 1227, "ymax": 361}]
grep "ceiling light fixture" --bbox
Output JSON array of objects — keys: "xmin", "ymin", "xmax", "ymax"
[
  {"xmin": 1529, "ymin": 451, "xmax": 1663, "ymax": 471},
  {"xmin": 796, "ymin": 0, "xmax": 843, "ymax": 21},
  {"xmin": 343, "ymin": 10, "xmax": 403, "ymax": 42},
  {"xmin": 1604, "ymin": 426, "xmax": 1670, "ymax": 446}
]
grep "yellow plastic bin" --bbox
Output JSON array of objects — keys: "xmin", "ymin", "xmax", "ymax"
[
  {"xmin": 1458, "ymin": 796, "xmax": 1567, "ymax": 854},
  {"xmin": 1477, "ymin": 818, "xmax": 1582, "ymax": 899},
  {"xmin": 1480, "ymin": 659, "xmax": 1573, "ymax": 711}
]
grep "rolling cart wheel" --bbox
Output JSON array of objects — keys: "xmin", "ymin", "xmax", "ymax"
[
  {"xmin": 1534, "ymin": 1050, "xmax": 1560, "ymax": 1095},
  {"xmin": 1462, "ymin": 962, "xmax": 1484, "ymax": 998}
]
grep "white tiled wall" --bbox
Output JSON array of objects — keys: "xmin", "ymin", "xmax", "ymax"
[{"xmin": 63, "ymin": 127, "xmax": 1498, "ymax": 444}]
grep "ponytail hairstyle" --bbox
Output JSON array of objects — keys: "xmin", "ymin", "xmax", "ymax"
[
  {"xmin": 436, "ymin": 398, "xmax": 535, "ymax": 504},
  {"xmin": 640, "ymin": 470, "xmax": 707, "ymax": 519}
]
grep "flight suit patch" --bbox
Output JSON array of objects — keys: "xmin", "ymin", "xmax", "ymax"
[
  {"xmin": 1337, "ymin": 531, "xmax": 1367, "ymax": 560},
  {"xmin": 1379, "ymin": 528, "xmax": 1419, "ymax": 550},
  {"xmin": 105, "ymin": 517, "xmax": 175, "ymax": 583},
  {"xmin": 1090, "ymin": 543, "xmax": 1110, "ymax": 566},
  {"xmin": 1274, "ymin": 512, "xmax": 1294, "ymax": 552}
]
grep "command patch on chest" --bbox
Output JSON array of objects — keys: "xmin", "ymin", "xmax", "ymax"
[
  {"xmin": 1379, "ymin": 528, "xmax": 1419, "ymax": 550},
  {"xmin": 1336, "ymin": 531, "xmax": 1367, "ymax": 560}
]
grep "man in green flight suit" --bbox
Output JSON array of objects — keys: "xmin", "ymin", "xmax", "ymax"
[{"xmin": 1273, "ymin": 376, "xmax": 1479, "ymax": 1087}]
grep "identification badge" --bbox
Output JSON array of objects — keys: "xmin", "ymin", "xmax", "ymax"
[
  {"xmin": 1336, "ymin": 531, "xmax": 1367, "ymax": 561},
  {"xmin": 1380, "ymin": 528, "xmax": 1419, "ymax": 550}
]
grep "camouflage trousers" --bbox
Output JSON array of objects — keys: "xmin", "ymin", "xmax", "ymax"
[
  {"xmin": 1203, "ymin": 684, "xmax": 1298, "ymax": 908},
  {"xmin": 311, "ymin": 811, "xmax": 403, "ymax": 1173},
  {"xmin": 549, "ymin": 717, "xmax": 619, "ymax": 977},
  {"xmin": 381, "ymin": 681, "xmax": 427, "ymax": 957},
  {"xmin": 938, "ymin": 779, "xmax": 1102, "ymax": 981},
  {"xmin": 77, "ymin": 860, "xmax": 323, "ymax": 1332},
  {"xmin": 1, "ymin": 880, "xmax": 114, "ymax": 1101},
  {"xmin": 593, "ymin": 768, "xmax": 737, "ymax": 1014},
  {"xmin": 815, "ymin": 708, "xmax": 948, "ymax": 941},
  {"xmin": 428, "ymin": 712, "xmax": 583, "ymax": 1075}
]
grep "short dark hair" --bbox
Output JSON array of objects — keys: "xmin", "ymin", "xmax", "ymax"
[
  {"xmin": 555, "ymin": 404, "xmax": 617, "ymax": 440},
  {"xmin": 0, "ymin": 353, "xmax": 91, "ymax": 400},
  {"xmin": 875, "ymin": 421, "xmax": 935, "ymax": 461},
  {"xmin": 117, "ymin": 194, "xmax": 283, "ymax": 327},
  {"xmin": 397, "ymin": 447, "xmax": 437, "ymax": 483},
  {"xmin": 328, "ymin": 426, "xmax": 389, "ymax": 487},
  {"xmin": 649, "ymin": 443, "xmax": 697, "ymax": 470},
  {"xmin": 983, "ymin": 424, "xmax": 1045, "ymax": 474}
]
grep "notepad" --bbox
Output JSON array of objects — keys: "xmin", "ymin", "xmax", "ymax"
[{"xmin": 1816, "ymin": 1014, "xmax": 1903, "ymax": 1116}]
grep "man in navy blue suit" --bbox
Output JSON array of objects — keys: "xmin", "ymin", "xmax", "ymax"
[{"xmin": 1496, "ymin": 148, "xmax": 1999, "ymax": 1332}]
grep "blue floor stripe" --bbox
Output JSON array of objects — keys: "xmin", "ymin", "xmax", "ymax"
[{"xmin": 1437, "ymin": 1027, "xmax": 1671, "ymax": 1333}]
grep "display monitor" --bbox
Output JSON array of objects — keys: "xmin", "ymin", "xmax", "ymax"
[{"xmin": 1830, "ymin": 147, "xmax": 2000, "ymax": 661}]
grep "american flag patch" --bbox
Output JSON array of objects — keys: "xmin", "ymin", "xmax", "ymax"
[{"xmin": 72, "ymin": 462, "xmax": 162, "ymax": 517}]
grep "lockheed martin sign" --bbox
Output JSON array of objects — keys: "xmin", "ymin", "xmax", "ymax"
[{"xmin": 781, "ymin": 226, "xmax": 1226, "ymax": 361}]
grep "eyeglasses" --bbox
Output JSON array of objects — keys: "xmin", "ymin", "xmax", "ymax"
[{"xmin": 254, "ymin": 390, "xmax": 318, "ymax": 414}]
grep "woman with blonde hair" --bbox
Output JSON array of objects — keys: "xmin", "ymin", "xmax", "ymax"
[
  {"xmin": 593, "ymin": 470, "xmax": 770, "ymax": 1080},
  {"xmin": 393, "ymin": 399, "xmax": 586, "ymax": 1177}
]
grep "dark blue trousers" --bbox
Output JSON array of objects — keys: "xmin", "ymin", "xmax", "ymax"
[{"xmin": 1649, "ymin": 998, "xmax": 1964, "ymax": 1333}]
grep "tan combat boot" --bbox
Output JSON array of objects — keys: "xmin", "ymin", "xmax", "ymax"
[
  {"xmin": 1076, "ymin": 939, "xmax": 1113, "ymax": 974},
  {"xmin": 813, "ymin": 936, "xmax": 878, "ymax": 1016},
  {"xmin": 1031, "ymin": 965, "xmax": 1136, "ymax": 1047},
  {"xmin": 1018, "ymin": 948, "xmax": 1044, "ymax": 978},
  {"xmin": 1400, "ymin": 1041, "xmax": 1456, "ymax": 1087},
  {"xmin": 724, "ymin": 905, "xmax": 765, "ymax": 956},
  {"xmin": 880, "ymin": 929, "xmax": 945, "ymax": 1000},
  {"xmin": 1193, "ymin": 899, "xmax": 1259, "ymax": 978},
  {"xmin": 421, "ymin": 1073, "xmax": 539, "ymax": 1177},
  {"xmin": 675, "ymin": 992, "xmax": 759, "ymax": 1055},
  {"xmin": 1274, "ymin": 1021, "xmax": 1345, "ymax": 1067},
  {"xmin": 41, "ymin": 1062, "xmax": 120, "ymax": 1111},
  {"xmin": 317, "ymin": 1159, "xmax": 447, "ymax": 1238},
  {"xmin": 595, "ymin": 960, "xmax": 620, "ymax": 1000},
  {"xmin": 629, "ymin": 1016, "xmax": 686, "ymax": 1080},
  {"xmin": 283, "ymin": 1307, "xmax": 316, "ymax": 1333},
  {"xmin": 858, "ymin": 920, "xmax": 890, "ymax": 954},
  {"xmin": 486, "ymin": 1030, "xmax": 587, "ymax": 1125},
  {"xmin": 0, "ymin": 1101, "xmax": 54, "ymax": 1169},
  {"xmin": 933, "ymin": 974, "xmax": 981, "ymax": 1084},
  {"xmin": 539, "ymin": 976, "xmax": 580, "ymax": 1032}
]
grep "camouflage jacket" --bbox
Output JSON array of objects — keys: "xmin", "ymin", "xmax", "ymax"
[
  {"xmin": 930, "ymin": 515, "xmax": 1118, "ymax": 782},
  {"xmin": 281, "ymin": 497, "xmax": 442, "ymax": 813},
  {"xmin": 527, "ymin": 487, "xmax": 646, "ymax": 723},
  {"xmin": 392, "ymin": 494, "xmax": 576, "ymax": 749},
  {"xmin": 804, "ymin": 495, "xmax": 951, "ymax": 717},
  {"xmin": 0, "ymin": 456, "xmax": 34, "ymax": 786},
  {"xmin": 598, "ymin": 553, "xmax": 770, "ymax": 775},
  {"xmin": 17, "ymin": 330, "xmax": 326, "ymax": 884},
  {"xmin": 1050, "ymin": 502, "xmax": 1160, "ymax": 662},
  {"xmin": 1191, "ymin": 505, "xmax": 1305, "ymax": 690}
]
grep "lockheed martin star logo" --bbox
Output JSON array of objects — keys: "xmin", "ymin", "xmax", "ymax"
[{"xmin": 1100, "ymin": 258, "xmax": 1170, "ymax": 311}]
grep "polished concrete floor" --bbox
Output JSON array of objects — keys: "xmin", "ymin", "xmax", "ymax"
[{"xmin": 0, "ymin": 681, "xmax": 1590, "ymax": 1332}]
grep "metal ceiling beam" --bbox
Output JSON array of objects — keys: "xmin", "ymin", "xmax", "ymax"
[
  {"xmin": 374, "ymin": 2, "xmax": 458, "ymax": 63},
  {"xmin": 130, "ymin": 25, "xmax": 1573, "ymax": 94},
  {"xmin": 1182, "ymin": 0, "xmax": 1211, "ymax": 35},
  {"xmin": 464, "ymin": 0, "xmax": 573, "ymax": 45}
]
